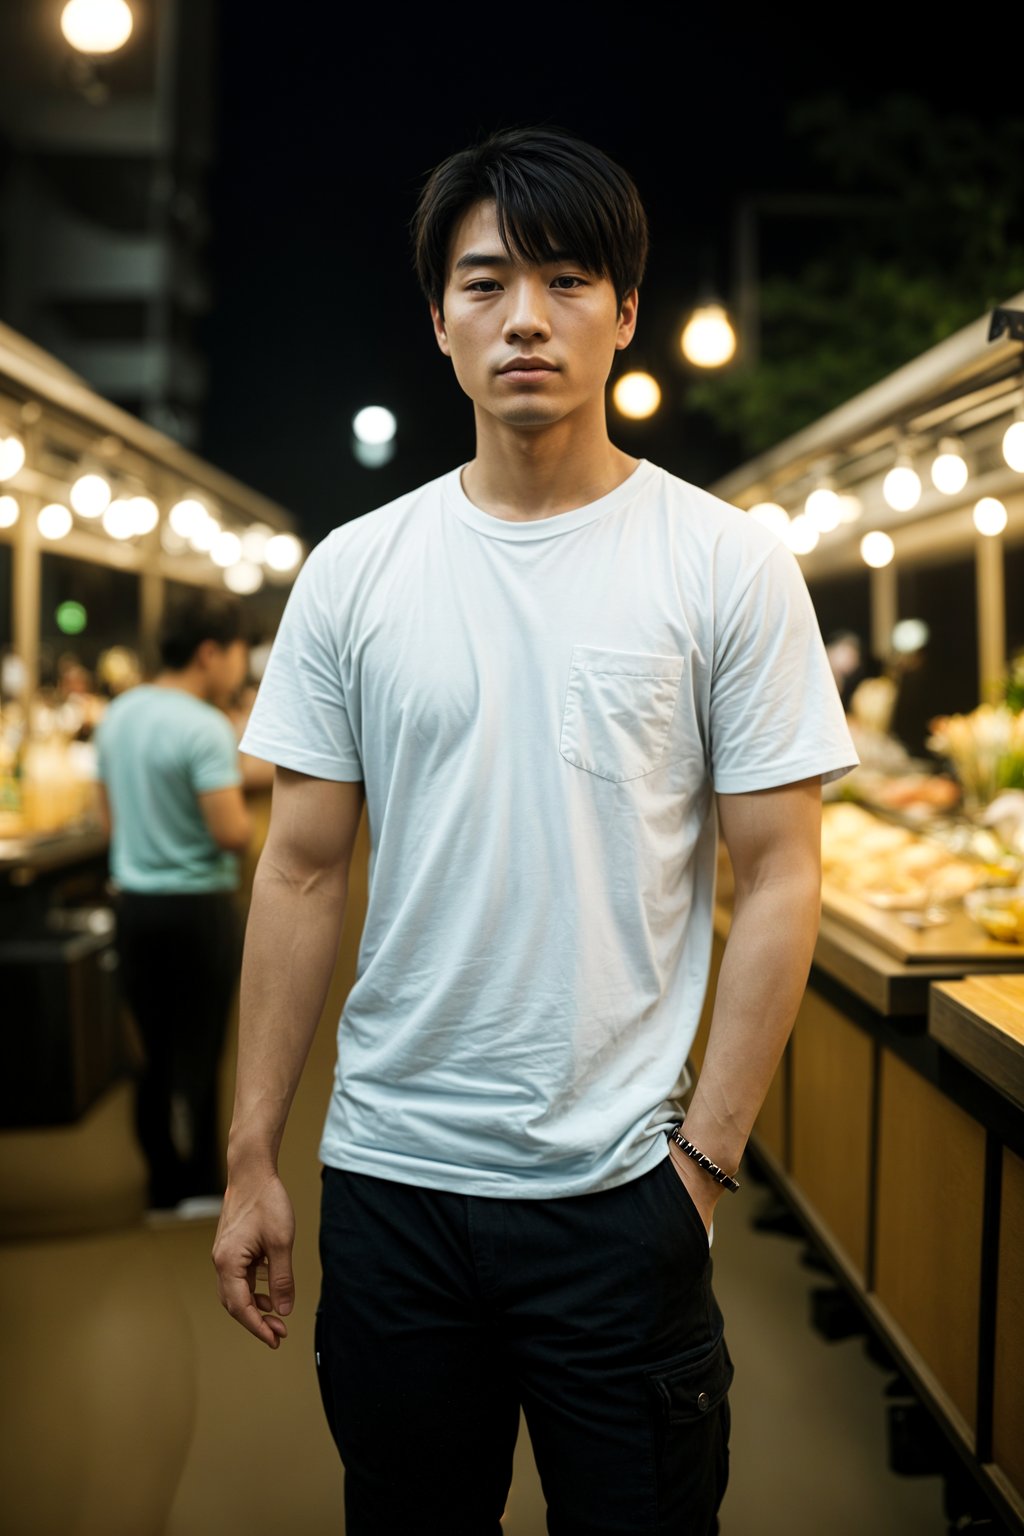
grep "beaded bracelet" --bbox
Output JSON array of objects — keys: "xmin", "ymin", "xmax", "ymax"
[{"xmin": 668, "ymin": 1124, "xmax": 741, "ymax": 1193}]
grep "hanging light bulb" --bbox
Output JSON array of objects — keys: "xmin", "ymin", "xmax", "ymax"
[
  {"xmin": 1003, "ymin": 416, "xmax": 1024, "ymax": 473},
  {"xmin": 224, "ymin": 561, "xmax": 265, "ymax": 595},
  {"xmin": 265, "ymin": 533, "xmax": 303, "ymax": 572},
  {"xmin": 882, "ymin": 453, "xmax": 922, "ymax": 513},
  {"xmin": 211, "ymin": 530, "xmax": 243, "ymax": 568},
  {"xmin": 70, "ymin": 472, "xmax": 112, "ymax": 518},
  {"xmin": 241, "ymin": 522, "xmax": 273, "ymax": 563},
  {"xmin": 861, "ymin": 531, "xmax": 895, "ymax": 568},
  {"xmin": 189, "ymin": 514, "xmax": 220, "ymax": 553},
  {"xmin": 38, "ymin": 503, "xmax": 73, "ymax": 540},
  {"xmin": 103, "ymin": 498, "xmax": 137, "ymax": 539},
  {"xmin": 0, "ymin": 434, "xmax": 26, "ymax": 481},
  {"xmin": 0, "ymin": 495, "xmax": 20, "ymax": 528},
  {"xmin": 60, "ymin": 0, "xmax": 133, "ymax": 55},
  {"xmin": 930, "ymin": 437, "xmax": 968, "ymax": 496},
  {"xmin": 973, "ymin": 497, "xmax": 1007, "ymax": 536},
  {"xmin": 785, "ymin": 515, "xmax": 819, "ymax": 555},
  {"xmin": 805, "ymin": 480, "xmax": 841, "ymax": 532},
  {"xmin": 747, "ymin": 502, "xmax": 789, "ymax": 538},
  {"xmin": 169, "ymin": 498, "xmax": 209, "ymax": 538},
  {"xmin": 612, "ymin": 372, "xmax": 661, "ymax": 419},
  {"xmin": 128, "ymin": 495, "xmax": 159, "ymax": 535},
  {"xmin": 680, "ymin": 304, "xmax": 737, "ymax": 368}
]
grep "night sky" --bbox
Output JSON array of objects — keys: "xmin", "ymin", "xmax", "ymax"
[{"xmin": 199, "ymin": 15, "xmax": 1010, "ymax": 547}]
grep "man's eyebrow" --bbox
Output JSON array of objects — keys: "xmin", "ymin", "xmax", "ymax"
[{"xmin": 453, "ymin": 249, "xmax": 587, "ymax": 272}]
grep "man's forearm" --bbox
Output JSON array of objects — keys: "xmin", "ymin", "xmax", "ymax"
[
  {"xmin": 226, "ymin": 854, "xmax": 348, "ymax": 1174},
  {"xmin": 680, "ymin": 873, "xmax": 821, "ymax": 1175}
]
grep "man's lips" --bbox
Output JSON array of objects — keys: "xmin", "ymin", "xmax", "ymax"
[{"xmin": 498, "ymin": 359, "xmax": 558, "ymax": 374}]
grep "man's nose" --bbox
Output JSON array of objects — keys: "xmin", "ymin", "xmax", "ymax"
[{"xmin": 503, "ymin": 279, "xmax": 552, "ymax": 342}]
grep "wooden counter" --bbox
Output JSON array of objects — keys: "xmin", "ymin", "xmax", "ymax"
[
  {"xmin": 931, "ymin": 975, "xmax": 1024, "ymax": 1112},
  {"xmin": 705, "ymin": 852, "xmax": 1024, "ymax": 1534}
]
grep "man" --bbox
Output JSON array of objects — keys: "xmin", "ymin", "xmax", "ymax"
[
  {"xmin": 96, "ymin": 591, "xmax": 251, "ymax": 1210},
  {"xmin": 214, "ymin": 126, "xmax": 858, "ymax": 1535}
]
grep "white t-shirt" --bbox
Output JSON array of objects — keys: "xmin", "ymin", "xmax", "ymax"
[{"xmin": 241, "ymin": 458, "xmax": 858, "ymax": 1205}]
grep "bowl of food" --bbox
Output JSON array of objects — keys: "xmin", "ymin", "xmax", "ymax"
[{"xmin": 964, "ymin": 886, "xmax": 1024, "ymax": 944}]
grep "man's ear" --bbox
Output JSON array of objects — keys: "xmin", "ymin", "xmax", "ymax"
[
  {"xmin": 429, "ymin": 300, "xmax": 451, "ymax": 357},
  {"xmin": 615, "ymin": 287, "xmax": 639, "ymax": 350}
]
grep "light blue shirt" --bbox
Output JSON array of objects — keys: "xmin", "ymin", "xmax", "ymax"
[{"xmin": 96, "ymin": 684, "xmax": 242, "ymax": 894}]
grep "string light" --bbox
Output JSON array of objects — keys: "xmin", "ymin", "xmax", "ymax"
[
  {"xmin": 0, "ymin": 434, "xmax": 26, "ymax": 481},
  {"xmin": 1003, "ymin": 416, "xmax": 1024, "ymax": 473},
  {"xmin": 882, "ymin": 453, "xmax": 922, "ymax": 513},
  {"xmin": 129, "ymin": 495, "xmax": 159, "ymax": 535},
  {"xmin": 805, "ymin": 481, "xmax": 842, "ymax": 532},
  {"xmin": 747, "ymin": 502, "xmax": 789, "ymax": 538},
  {"xmin": 930, "ymin": 437, "xmax": 968, "ymax": 495},
  {"xmin": 103, "ymin": 499, "xmax": 137, "ymax": 539},
  {"xmin": 70, "ymin": 473, "xmax": 111, "ymax": 518},
  {"xmin": 169, "ymin": 498, "xmax": 209, "ymax": 538},
  {"xmin": 861, "ymin": 531, "xmax": 895, "ymax": 567},
  {"xmin": 211, "ymin": 530, "xmax": 243, "ymax": 568},
  {"xmin": 0, "ymin": 495, "xmax": 19, "ymax": 528},
  {"xmin": 224, "ymin": 561, "xmax": 264, "ymax": 595},
  {"xmin": 785, "ymin": 515, "xmax": 819, "ymax": 555},
  {"xmin": 973, "ymin": 497, "xmax": 1007, "ymax": 536},
  {"xmin": 265, "ymin": 533, "xmax": 303, "ymax": 572},
  {"xmin": 38, "ymin": 503, "xmax": 73, "ymax": 540}
]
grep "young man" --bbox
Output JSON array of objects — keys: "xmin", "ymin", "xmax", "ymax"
[
  {"xmin": 96, "ymin": 592, "xmax": 251, "ymax": 1209},
  {"xmin": 214, "ymin": 127, "xmax": 858, "ymax": 1535}
]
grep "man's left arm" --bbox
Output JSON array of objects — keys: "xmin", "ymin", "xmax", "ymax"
[
  {"xmin": 93, "ymin": 779, "xmax": 112, "ymax": 839},
  {"xmin": 668, "ymin": 773, "xmax": 823, "ymax": 1231}
]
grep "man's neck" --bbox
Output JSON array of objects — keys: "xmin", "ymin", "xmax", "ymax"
[
  {"xmin": 461, "ymin": 411, "xmax": 640, "ymax": 524},
  {"xmin": 153, "ymin": 667, "xmax": 209, "ymax": 701}
]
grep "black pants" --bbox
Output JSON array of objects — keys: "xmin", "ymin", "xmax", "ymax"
[
  {"xmin": 114, "ymin": 888, "xmax": 242, "ymax": 1208},
  {"xmin": 315, "ymin": 1140, "xmax": 733, "ymax": 1535}
]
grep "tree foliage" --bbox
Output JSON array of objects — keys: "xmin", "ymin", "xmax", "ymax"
[{"xmin": 687, "ymin": 96, "xmax": 1024, "ymax": 456}]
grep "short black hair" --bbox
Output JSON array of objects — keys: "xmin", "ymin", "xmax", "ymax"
[
  {"xmin": 159, "ymin": 591, "xmax": 244, "ymax": 670},
  {"xmin": 412, "ymin": 125, "xmax": 649, "ymax": 319}
]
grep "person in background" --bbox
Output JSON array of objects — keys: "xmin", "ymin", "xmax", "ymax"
[
  {"xmin": 95, "ymin": 592, "xmax": 252, "ymax": 1211},
  {"xmin": 825, "ymin": 630, "xmax": 865, "ymax": 714}
]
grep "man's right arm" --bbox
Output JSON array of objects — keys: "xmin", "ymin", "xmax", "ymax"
[{"xmin": 212, "ymin": 766, "xmax": 365, "ymax": 1349}]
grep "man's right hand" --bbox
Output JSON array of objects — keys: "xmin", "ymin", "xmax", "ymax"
[{"xmin": 212, "ymin": 1170, "xmax": 296, "ymax": 1349}]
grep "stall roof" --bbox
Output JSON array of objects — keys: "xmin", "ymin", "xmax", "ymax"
[
  {"xmin": 710, "ymin": 289, "xmax": 1024, "ymax": 509},
  {"xmin": 0, "ymin": 319, "xmax": 294, "ymax": 532}
]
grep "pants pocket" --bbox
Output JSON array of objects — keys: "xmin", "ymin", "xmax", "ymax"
[
  {"xmin": 645, "ymin": 1328, "xmax": 734, "ymax": 1532},
  {"xmin": 314, "ymin": 1304, "xmax": 342, "ymax": 1458},
  {"xmin": 658, "ymin": 1150, "xmax": 714, "ymax": 1255}
]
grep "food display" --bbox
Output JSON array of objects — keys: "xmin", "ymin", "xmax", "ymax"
[
  {"xmin": 963, "ymin": 887, "xmax": 1024, "ymax": 945},
  {"xmin": 821, "ymin": 802, "xmax": 1020, "ymax": 927}
]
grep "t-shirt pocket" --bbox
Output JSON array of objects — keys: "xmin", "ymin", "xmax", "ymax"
[{"xmin": 559, "ymin": 645, "xmax": 685, "ymax": 782}]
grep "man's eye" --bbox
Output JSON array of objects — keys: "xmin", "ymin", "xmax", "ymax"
[
  {"xmin": 467, "ymin": 280, "xmax": 500, "ymax": 292},
  {"xmin": 553, "ymin": 276, "xmax": 586, "ymax": 289}
]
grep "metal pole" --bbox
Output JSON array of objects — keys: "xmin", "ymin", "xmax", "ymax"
[
  {"xmin": 870, "ymin": 562, "xmax": 897, "ymax": 664},
  {"xmin": 975, "ymin": 533, "xmax": 1006, "ymax": 703}
]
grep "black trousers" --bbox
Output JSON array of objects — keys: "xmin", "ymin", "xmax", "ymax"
[
  {"xmin": 315, "ymin": 1139, "xmax": 733, "ymax": 1535},
  {"xmin": 114, "ymin": 888, "xmax": 242, "ymax": 1208}
]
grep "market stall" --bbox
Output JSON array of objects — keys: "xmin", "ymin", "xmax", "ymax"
[{"xmin": 700, "ymin": 297, "xmax": 1024, "ymax": 1533}]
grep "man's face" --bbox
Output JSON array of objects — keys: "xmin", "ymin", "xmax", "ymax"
[
  {"xmin": 430, "ymin": 199, "xmax": 638, "ymax": 429},
  {"xmin": 201, "ymin": 638, "xmax": 248, "ymax": 707}
]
